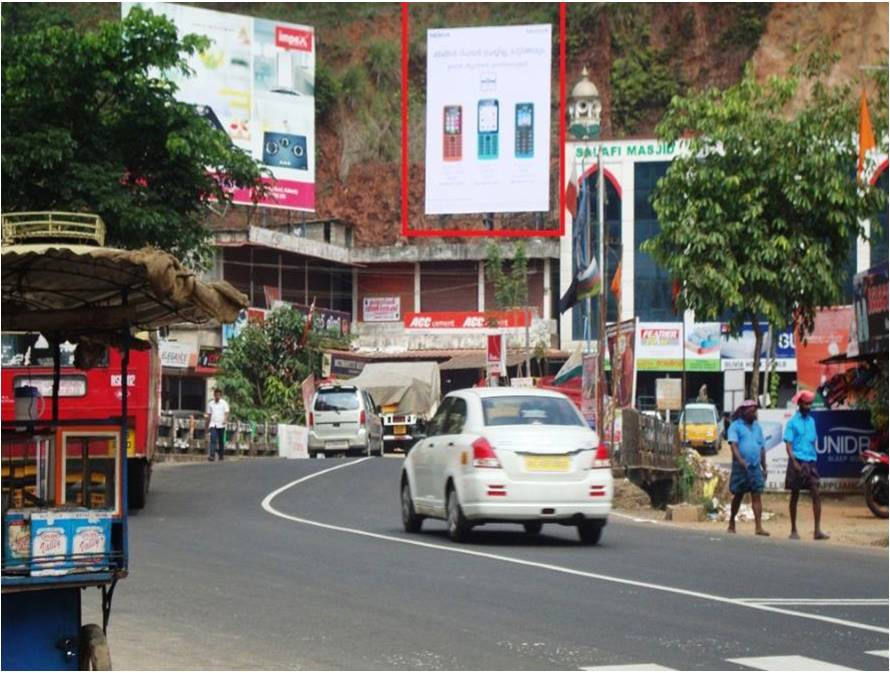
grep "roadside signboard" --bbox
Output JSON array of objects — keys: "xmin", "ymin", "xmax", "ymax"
[
  {"xmin": 760, "ymin": 408, "xmax": 874, "ymax": 493},
  {"xmin": 656, "ymin": 378, "xmax": 682, "ymax": 411},
  {"xmin": 363, "ymin": 297, "xmax": 401, "ymax": 322}
]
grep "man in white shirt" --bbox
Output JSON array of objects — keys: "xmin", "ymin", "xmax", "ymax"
[{"xmin": 206, "ymin": 387, "xmax": 230, "ymax": 461}]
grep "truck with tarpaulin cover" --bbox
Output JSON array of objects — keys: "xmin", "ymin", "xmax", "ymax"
[{"xmin": 344, "ymin": 361, "xmax": 441, "ymax": 453}]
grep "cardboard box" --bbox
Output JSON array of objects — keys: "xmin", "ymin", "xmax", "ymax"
[
  {"xmin": 3, "ymin": 510, "xmax": 30, "ymax": 572},
  {"xmin": 30, "ymin": 511, "xmax": 70, "ymax": 577}
]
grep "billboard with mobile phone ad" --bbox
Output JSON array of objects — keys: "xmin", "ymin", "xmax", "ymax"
[
  {"xmin": 424, "ymin": 24, "xmax": 552, "ymax": 215},
  {"xmin": 123, "ymin": 3, "xmax": 316, "ymax": 211}
]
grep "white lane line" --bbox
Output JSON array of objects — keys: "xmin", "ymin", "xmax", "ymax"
[
  {"xmin": 580, "ymin": 665, "xmax": 675, "ymax": 671},
  {"xmin": 738, "ymin": 598, "xmax": 889, "ymax": 607},
  {"xmin": 865, "ymin": 650, "xmax": 889, "ymax": 658},
  {"xmin": 728, "ymin": 655, "xmax": 853, "ymax": 670},
  {"xmin": 261, "ymin": 459, "xmax": 889, "ymax": 636}
]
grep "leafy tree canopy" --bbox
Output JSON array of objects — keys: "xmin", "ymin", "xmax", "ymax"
[
  {"xmin": 484, "ymin": 242, "xmax": 530, "ymax": 310},
  {"xmin": 215, "ymin": 306, "xmax": 352, "ymax": 425},
  {"xmin": 644, "ymin": 54, "xmax": 887, "ymax": 397},
  {"xmin": 1, "ymin": 5, "xmax": 266, "ymax": 267}
]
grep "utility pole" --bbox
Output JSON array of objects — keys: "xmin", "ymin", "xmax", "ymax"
[{"xmin": 597, "ymin": 144, "xmax": 606, "ymax": 436}]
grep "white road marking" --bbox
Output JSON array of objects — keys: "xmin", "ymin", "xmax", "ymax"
[
  {"xmin": 728, "ymin": 655, "xmax": 853, "ymax": 670},
  {"xmin": 865, "ymin": 650, "xmax": 889, "ymax": 658},
  {"xmin": 261, "ymin": 459, "xmax": 889, "ymax": 636},
  {"xmin": 580, "ymin": 665, "xmax": 674, "ymax": 671},
  {"xmin": 738, "ymin": 598, "xmax": 889, "ymax": 607}
]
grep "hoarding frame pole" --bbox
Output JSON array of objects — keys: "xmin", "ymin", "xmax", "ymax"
[{"xmin": 597, "ymin": 144, "xmax": 606, "ymax": 437}]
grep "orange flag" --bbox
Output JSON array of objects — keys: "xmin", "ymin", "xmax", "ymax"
[
  {"xmin": 858, "ymin": 87, "xmax": 876, "ymax": 181},
  {"xmin": 610, "ymin": 261, "xmax": 622, "ymax": 298}
]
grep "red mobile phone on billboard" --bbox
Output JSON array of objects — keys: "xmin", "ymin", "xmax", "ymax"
[{"xmin": 443, "ymin": 105, "xmax": 462, "ymax": 161}]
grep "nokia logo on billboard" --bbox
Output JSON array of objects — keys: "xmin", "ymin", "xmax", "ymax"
[{"xmin": 275, "ymin": 26, "xmax": 313, "ymax": 52}]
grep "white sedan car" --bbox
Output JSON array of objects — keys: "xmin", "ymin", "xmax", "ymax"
[{"xmin": 400, "ymin": 387, "xmax": 612, "ymax": 544}]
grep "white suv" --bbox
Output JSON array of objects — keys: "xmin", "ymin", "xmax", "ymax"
[{"xmin": 308, "ymin": 385, "xmax": 384, "ymax": 457}]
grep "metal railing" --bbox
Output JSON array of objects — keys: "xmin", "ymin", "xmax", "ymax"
[{"xmin": 2, "ymin": 211, "xmax": 106, "ymax": 246}]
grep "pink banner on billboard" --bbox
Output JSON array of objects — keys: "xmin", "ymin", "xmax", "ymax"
[
  {"xmin": 796, "ymin": 306, "xmax": 854, "ymax": 396},
  {"xmin": 232, "ymin": 178, "xmax": 315, "ymax": 211}
]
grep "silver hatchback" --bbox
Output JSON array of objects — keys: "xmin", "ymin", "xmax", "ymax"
[{"xmin": 308, "ymin": 385, "xmax": 384, "ymax": 457}]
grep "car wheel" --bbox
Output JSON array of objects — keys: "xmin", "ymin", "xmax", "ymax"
[
  {"xmin": 308, "ymin": 450, "xmax": 317, "ymax": 459},
  {"xmin": 401, "ymin": 479, "xmax": 423, "ymax": 533},
  {"xmin": 446, "ymin": 486, "xmax": 470, "ymax": 543},
  {"xmin": 523, "ymin": 521, "xmax": 543, "ymax": 535},
  {"xmin": 577, "ymin": 520, "xmax": 604, "ymax": 545}
]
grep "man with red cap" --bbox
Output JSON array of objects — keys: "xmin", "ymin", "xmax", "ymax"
[
  {"xmin": 784, "ymin": 390, "xmax": 829, "ymax": 540},
  {"xmin": 727, "ymin": 399, "xmax": 769, "ymax": 536}
]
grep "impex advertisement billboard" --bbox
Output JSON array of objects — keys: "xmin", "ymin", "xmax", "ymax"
[{"xmin": 123, "ymin": 3, "xmax": 316, "ymax": 211}]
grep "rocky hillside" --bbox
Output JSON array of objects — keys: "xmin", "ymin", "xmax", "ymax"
[{"xmin": 11, "ymin": 3, "xmax": 888, "ymax": 246}]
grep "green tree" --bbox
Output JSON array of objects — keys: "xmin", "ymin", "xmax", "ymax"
[
  {"xmin": 484, "ymin": 242, "xmax": 529, "ymax": 310},
  {"xmin": 1, "ymin": 6, "xmax": 266, "ymax": 266},
  {"xmin": 216, "ymin": 306, "xmax": 352, "ymax": 424},
  {"xmin": 644, "ymin": 58, "xmax": 887, "ymax": 399}
]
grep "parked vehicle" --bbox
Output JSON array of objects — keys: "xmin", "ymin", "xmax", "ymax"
[
  {"xmin": 1, "ymin": 332, "xmax": 160, "ymax": 510},
  {"xmin": 859, "ymin": 448, "xmax": 888, "ymax": 519},
  {"xmin": 400, "ymin": 388, "xmax": 612, "ymax": 544},
  {"xmin": 307, "ymin": 384, "xmax": 384, "ymax": 457},
  {"xmin": 678, "ymin": 403, "xmax": 721, "ymax": 455},
  {"xmin": 346, "ymin": 361, "xmax": 441, "ymax": 453},
  {"xmin": 621, "ymin": 408, "xmax": 681, "ymax": 508}
]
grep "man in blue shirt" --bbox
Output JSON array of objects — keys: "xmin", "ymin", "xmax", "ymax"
[
  {"xmin": 784, "ymin": 390, "xmax": 829, "ymax": 540},
  {"xmin": 727, "ymin": 400, "xmax": 769, "ymax": 536}
]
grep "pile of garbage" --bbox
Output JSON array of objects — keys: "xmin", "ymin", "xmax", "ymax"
[
  {"xmin": 717, "ymin": 503, "xmax": 776, "ymax": 523},
  {"xmin": 681, "ymin": 447, "xmax": 730, "ymax": 507}
]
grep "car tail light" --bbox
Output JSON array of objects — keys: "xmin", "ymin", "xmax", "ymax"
[
  {"xmin": 308, "ymin": 412, "xmax": 314, "ymax": 427},
  {"xmin": 592, "ymin": 443, "xmax": 610, "ymax": 469},
  {"xmin": 472, "ymin": 437, "xmax": 501, "ymax": 469},
  {"xmin": 590, "ymin": 485, "xmax": 607, "ymax": 497},
  {"xmin": 487, "ymin": 484, "xmax": 507, "ymax": 497},
  {"xmin": 360, "ymin": 410, "xmax": 366, "ymax": 425}
]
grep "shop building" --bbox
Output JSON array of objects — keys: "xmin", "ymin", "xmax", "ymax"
[
  {"xmin": 560, "ymin": 139, "xmax": 888, "ymax": 412},
  {"xmin": 161, "ymin": 218, "xmax": 563, "ymax": 410}
]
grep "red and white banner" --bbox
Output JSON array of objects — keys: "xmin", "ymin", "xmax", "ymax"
[
  {"xmin": 404, "ymin": 310, "xmax": 530, "ymax": 331},
  {"xmin": 487, "ymin": 334, "xmax": 506, "ymax": 378}
]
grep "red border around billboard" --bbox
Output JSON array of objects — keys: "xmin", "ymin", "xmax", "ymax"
[{"xmin": 400, "ymin": 2, "xmax": 566, "ymax": 239}]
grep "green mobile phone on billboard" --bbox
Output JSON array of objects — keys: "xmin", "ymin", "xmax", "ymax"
[
  {"xmin": 477, "ymin": 99, "xmax": 499, "ymax": 160},
  {"xmin": 515, "ymin": 103, "xmax": 534, "ymax": 158}
]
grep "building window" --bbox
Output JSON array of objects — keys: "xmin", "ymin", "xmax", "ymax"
[
  {"xmin": 162, "ymin": 376, "xmax": 207, "ymax": 413},
  {"xmin": 571, "ymin": 170, "xmax": 621, "ymax": 341},
  {"xmin": 634, "ymin": 161, "xmax": 674, "ymax": 321},
  {"xmin": 872, "ymin": 168, "xmax": 888, "ymax": 267}
]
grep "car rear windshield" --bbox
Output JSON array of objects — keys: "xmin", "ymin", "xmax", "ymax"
[
  {"xmin": 314, "ymin": 390, "xmax": 359, "ymax": 411},
  {"xmin": 482, "ymin": 396, "xmax": 585, "ymax": 427},
  {"xmin": 684, "ymin": 408, "xmax": 716, "ymax": 424}
]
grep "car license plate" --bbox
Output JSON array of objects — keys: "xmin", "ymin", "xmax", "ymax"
[
  {"xmin": 394, "ymin": 426, "xmax": 406, "ymax": 435},
  {"xmin": 524, "ymin": 455, "xmax": 571, "ymax": 472},
  {"xmin": 325, "ymin": 440, "xmax": 349, "ymax": 450}
]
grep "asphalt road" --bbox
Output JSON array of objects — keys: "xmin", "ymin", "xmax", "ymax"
[{"xmin": 89, "ymin": 457, "xmax": 889, "ymax": 670}]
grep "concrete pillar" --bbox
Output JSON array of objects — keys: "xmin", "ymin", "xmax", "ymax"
[
  {"xmin": 478, "ymin": 262, "xmax": 485, "ymax": 312},
  {"xmin": 543, "ymin": 258, "xmax": 552, "ymax": 321},
  {"xmin": 414, "ymin": 262, "xmax": 421, "ymax": 312},
  {"xmin": 352, "ymin": 268, "xmax": 359, "ymax": 322}
]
